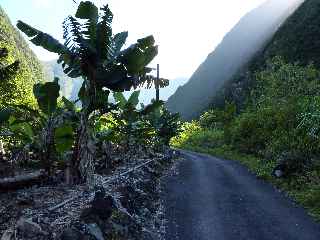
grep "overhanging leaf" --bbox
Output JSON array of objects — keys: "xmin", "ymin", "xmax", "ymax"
[
  {"xmin": 54, "ymin": 124, "xmax": 74, "ymax": 153},
  {"xmin": 127, "ymin": 91, "xmax": 140, "ymax": 107},
  {"xmin": 33, "ymin": 81, "xmax": 60, "ymax": 115},
  {"xmin": 17, "ymin": 21, "xmax": 68, "ymax": 54},
  {"xmin": 140, "ymin": 100, "xmax": 164, "ymax": 115},
  {"xmin": 62, "ymin": 96, "xmax": 76, "ymax": 111},
  {"xmin": 112, "ymin": 31, "xmax": 128, "ymax": 56},
  {"xmin": 113, "ymin": 92, "xmax": 127, "ymax": 109}
]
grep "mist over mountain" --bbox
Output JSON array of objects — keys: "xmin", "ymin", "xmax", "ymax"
[
  {"xmin": 166, "ymin": 0, "xmax": 304, "ymax": 120},
  {"xmin": 42, "ymin": 60, "xmax": 83, "ymax": 101}
]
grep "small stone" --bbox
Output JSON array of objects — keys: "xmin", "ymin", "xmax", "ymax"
[
  {"xmin": 91, "ymin": 192, "xmax": 114, "ymax": 220},
  {"xmin": 80, "ymin": 188, "xmax": 114, "ymax": 223}
]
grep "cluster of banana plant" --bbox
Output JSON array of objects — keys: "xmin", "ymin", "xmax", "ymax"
[
  {"xmin": 0, "ymin": 81, "xmax": 180, "ymax": 175},
  {"xmin": 0, "ymin": 1, "xmax": 181, "ymax": 183},
  {"xmin": 0, "ymin": 78, "xmax": 79, "ymax": 173},
  {"xmin": 94, "ymin": 91, "xmax": 163, "ymax": 147},
  {"xmin": 12, "ymin": 1, "xmax": 163, "ymax": 182}
]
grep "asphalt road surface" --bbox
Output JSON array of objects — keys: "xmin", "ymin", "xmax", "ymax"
[{"xmin": 162, "ymin": 151, "xmax": 320, "ymax": 240}]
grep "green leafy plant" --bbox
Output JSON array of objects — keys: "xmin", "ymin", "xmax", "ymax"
[{"xmin": 17, "ymin": 1, "xmax": 160, "ymax": 182}]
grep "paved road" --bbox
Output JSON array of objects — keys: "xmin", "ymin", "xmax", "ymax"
[{"xmin": 162, "ymin": 151, "xmax": 320, "ymax": 240}]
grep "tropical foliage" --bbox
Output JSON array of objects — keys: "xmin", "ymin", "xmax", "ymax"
[
  {"xmin": 0, "ymin": 1, "xmax": 180, "ymax": 185},
  {"xmin": 15, "ymin": 1, "xmax": 164, "ymax": 182}
]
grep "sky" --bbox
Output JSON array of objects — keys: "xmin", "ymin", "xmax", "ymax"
[{"xmin": 0, "ymin": 0, "xmax": 266, "ymax": 79}]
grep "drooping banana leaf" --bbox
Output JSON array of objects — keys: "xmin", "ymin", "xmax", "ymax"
[
  {"xmin": 111, "ymin": 31, "xmax": 128, "ymax": 57},
  {"xmin": 33, "ymin": 80, "xmax": 60, "ymax": 115},
  {"xmin": 54, "ymin": 123, "xmax": 74, "ymax": 153},
  {"xmin": 137, "ymin": 35, "xmax": 155, "ymax": 49},
  {"xmin": 113, "ymin": 92, "xmax": 127, "ymax": 109},
  {"xmin": 127, "ymin": 91, "xmax": 140, "ymax": 107},
  {"xmin": 8, "ymin": 116, "xmax": 34, "ymax": 142},
  {"xmin": 62, "ymin": 96, "xmax": 77, "ymax": 112},
  {"xmin": 140, "ymin": 100, "xmax": 164, "ymax": 115},
  {"xmin": 119, "ymin": 36, "xmax": 158, "ymax": 75},
  {"xmin": 96, "ymin": 4, "xmax": 113, "ymax": 61},
  {"xmin": 136, "ymin": 75, "xmax": 170, "ymax": 89},
  {"xmin": 17, "ymin": 21, "xmax": 68, "ymax": 54}
]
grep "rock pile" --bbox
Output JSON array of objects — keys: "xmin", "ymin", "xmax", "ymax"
[{"xmin": 0, "ymin": 148, "xmax": 179, "ymax": 240}]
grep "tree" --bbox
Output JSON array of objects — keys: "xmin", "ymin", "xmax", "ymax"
[{"xmin": 17, "ymin": 1, "xmax": 159, "ymax": 183}]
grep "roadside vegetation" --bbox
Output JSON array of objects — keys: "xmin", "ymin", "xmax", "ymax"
[{"xmin": 172, "ymin": 57, "xmax": 320, "ymax": 221}]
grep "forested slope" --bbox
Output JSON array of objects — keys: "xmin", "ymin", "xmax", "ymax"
[
  {"xmin": 166, "ymin": 0, "xmax": 304, "ymax": 120},
  {"xmin": 210, "ymin": 0, "xmax": 320, "ymax": 110},
  {"xmin": 0, "ymin": 6, "xmax": 45, "ymax": 107}
]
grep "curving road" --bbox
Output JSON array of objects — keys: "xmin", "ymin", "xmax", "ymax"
[{"xmin": 162, "ymin": 150, "xmax": 320, "ymax": 240}]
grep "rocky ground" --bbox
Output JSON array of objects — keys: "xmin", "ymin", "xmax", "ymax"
[{"xmin": 0, "ymin": 146, "xmax": 180, "ymax": 240}]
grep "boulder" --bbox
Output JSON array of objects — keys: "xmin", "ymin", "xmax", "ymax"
[{"xmin": 80, "ymin": 187, "xmax": 114, "ymax": 223}]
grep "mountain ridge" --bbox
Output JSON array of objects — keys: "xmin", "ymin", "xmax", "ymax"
[{"xmin": 166, "ymin": 0, "xmax": 304, "ymax": 120}]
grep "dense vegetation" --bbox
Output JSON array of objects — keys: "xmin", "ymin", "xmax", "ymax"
[
  {"xmin": 0, "ymin": 6, "xmax": 46, "ymax": 107},
  {"xmin": 0, "ymin": 1, "xmax": 180, "ymax": 186}
]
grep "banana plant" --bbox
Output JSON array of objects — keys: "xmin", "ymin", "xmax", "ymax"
[
  {"xmin": 0, "ymin": 79, "xmax": 79, "ymax": 175},
  {"xmin": 144, "ymin": 105, "xmax": 181, "ymax": 146},
  {"xmin": 111, "ymin": 91, "xmax": 163, "ymax": 146},
  {"xmin": 17, "ymin": 1, "xmax": 160, "ymax": 182}
]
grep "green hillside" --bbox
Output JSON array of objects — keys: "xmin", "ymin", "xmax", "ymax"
[
  {"xmin": 0, "ymin": 6, "xmax": 45, "ymax": 107},
  {"xmin": 212, "ymin": 0, "xmax": 320, "ymax": 109}
]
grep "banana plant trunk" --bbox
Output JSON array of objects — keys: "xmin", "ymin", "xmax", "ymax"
[
  {"xmin": 40, "ymin": 117, "xmax": 56, "ymax": 176},
  {"xmin": 69, "ymin": 112, "xmax": 95, "ymax": 185}
]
